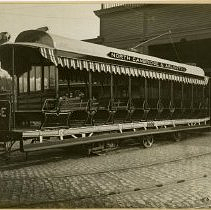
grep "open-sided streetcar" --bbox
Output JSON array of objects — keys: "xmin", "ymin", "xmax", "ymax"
[{"xmin": 0, "ymin": 29, "xmax": 210, "ymax": 157}]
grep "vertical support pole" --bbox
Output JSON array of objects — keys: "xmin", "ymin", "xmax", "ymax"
[
  {"xmin": 34, "ymin": 66, "xmax": 37, "ymax": 91},
  {"xmin": 110, "ymin": 73, "xmax": 114, "ymax": 102},
  {"xmin": 55, "ymin": 66, "xmax": 59, "ymax": 99},
  {"xmin": 67, "ymin": 68, "xmax": 72, "ymax": 96},
  {"xmin": 40, "ymin": 65, "xmax": 44, "ymax": 108},
  {"xmin": 171, "ymin": 81, "xmax": 173, "ymax": 102},
  {"xmin": 27, "ymin": 68, "xmax": 30, "ymax": 93},
  {"xmin": 181, "ymin": 83, "xmax": 184, "ymax": 104},
  {"xmin": 88, "ymin": 71, "xmax": 92, "ymax": 101},
  {"xmin": 19, "ymin": 138, "xmax": 23, "ymax": 152},
  {"xmin": 140, "ymin": 78, "xmax": 143, "ymax": 99},
  {"xmin": 41, "ymin": 65, "xmax": 44, "ymax": 92},
  {"xmin": 128, "ymin": 76, "xmax": 132, "ymax": 107},
  {"xmin": 100, "ymin": 82, "xmax": 104, "ymax": 98},
  {"xmin": 191, "ymin": 83, "xmax": 194, "ymax": 107},
  {"xmin": 144, "ymin": 78, "xmax": 148, "ymax": 102},
  {"xmin": 181, "ymin": 83, "xmax": 184, "ymax": 114},
  {"xmin": 158, "ymin": 79, "xmax": 161, "ymax": 100},
  {"xmin": 16, "ymin": 76, "xmax": 19, "ymax": 112},
  {"xmin": 12, "ymin": 46, "xmax": 15, "ymax": 129}
]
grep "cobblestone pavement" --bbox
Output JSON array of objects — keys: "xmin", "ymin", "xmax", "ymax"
[{"xmin": 0, "ymin": 131, "xmax": 211, "ymax": 208}]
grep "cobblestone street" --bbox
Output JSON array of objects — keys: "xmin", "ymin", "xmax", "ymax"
[{"xmin": 1, "ymin": 131, "xmax": 211, "ymax": 208}]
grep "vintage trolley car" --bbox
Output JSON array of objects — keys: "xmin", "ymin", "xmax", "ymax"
[{"xmin": 0, "ymin": 29, "xmax": 210, "ymax": 155}]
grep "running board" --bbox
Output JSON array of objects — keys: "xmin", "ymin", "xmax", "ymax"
[{"xmin": 23, "ymin": 124, "xmax": 210, "ymax": 153}]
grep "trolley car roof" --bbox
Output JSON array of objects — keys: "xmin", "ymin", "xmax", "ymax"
[{"xmin": 0, "ymin": 29, "xmax": 208, "ymax": 85}]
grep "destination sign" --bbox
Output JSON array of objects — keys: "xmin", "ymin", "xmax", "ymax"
[
  {"xmin": 0, "ymin": 100, "xmax": 11, "ymax": 130},
  {"xmin": 107, "ymin": 52, "xmax": 186, "ymax": 72}
]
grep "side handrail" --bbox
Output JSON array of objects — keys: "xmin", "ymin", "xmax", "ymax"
[
  {"xmin": 204, "ymin": 97, "xmax": 209, "ymax": 110},
  {"xmin": 157, "ymin": 99, "xmax": 164, "ymax": 113},
  {"xmin": 89, "ymin": 99, "xmax": 99, "ymax": 111},
  {"xmin": 169, "ymin": 100, "xmax": 175, "ymax": 113},
  {"xmin": 127, "ymin": 99, "xmax": 135, "ymax": 111},
  {"xmin": 143, "ymin": 100, "xmax": 150, "ymax": 111}
]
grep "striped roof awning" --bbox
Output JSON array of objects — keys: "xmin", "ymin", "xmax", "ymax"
[{"xmin": 40, "ymin": 47, "xmax": 209, "ymax": 86}]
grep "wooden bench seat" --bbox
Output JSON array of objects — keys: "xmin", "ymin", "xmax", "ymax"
[
  {"xmin": 131, "ymin": 99, "xmax": 146, "ymax": 121},
  {"xmin": 107, "ymin": 99, "xmax": 133, "ymax": 123},
  {"xmin": 59, "ymin": 98, "xmax": 89, "ymax": 112},
  {"xmin": 93, "ymin": 99, "xmax": 110, "ymax": 124},
  {"xmin": 41, "ymin": 98, "xmax": 99, "ymax": 128}
]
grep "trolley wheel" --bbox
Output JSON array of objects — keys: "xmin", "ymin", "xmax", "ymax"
[
  {"xmin": 30, "ymin": 138, "xmax": 39, "ymax": 144},
  {"xmin": 142, "ymin": 135, "xmax": 154, "ymax": 148},
  {"xmin": 105, "ymin": 140, "xmax": 118, "ymax": 149},
  {"xmin": 172, "ymin": 131, "xmax": 183, "ymax": 142}
]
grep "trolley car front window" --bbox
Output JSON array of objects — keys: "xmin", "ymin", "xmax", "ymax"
[
  {"xmin": 30, "ymin": 67, "xmax": 35, "ymax": 92},
  {"xmin": 19, "ymin": 72, "xmax": 27, "ymax": 93},
  {"xmin": 35, "ymin": 66, "xmax": 41, "ymax": 91},
  {"xmin": 18, "ymin": 65, "xmax": 56, "ymax": 93}
]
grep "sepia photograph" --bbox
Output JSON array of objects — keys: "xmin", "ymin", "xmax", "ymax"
[{"xmin": 0, "ymin": 1, "xmax": 211, "ymax": 208}]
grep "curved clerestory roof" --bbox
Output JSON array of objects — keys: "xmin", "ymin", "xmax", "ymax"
[
  {"xmin": 0, "ymin": 29, "xmax": 207, "ymax": 85},
  {"xmin": 15, "ymin": 29, "xmax": 205, "ymax": 78}
]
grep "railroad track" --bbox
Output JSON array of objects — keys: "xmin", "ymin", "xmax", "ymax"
[
  {"xmin": 18, "ymin": 172, "xmax": 211, "ymax": 208},
  {"xmin": 1, "ymin": 146, "xmax": 211, "ymax": 180}
]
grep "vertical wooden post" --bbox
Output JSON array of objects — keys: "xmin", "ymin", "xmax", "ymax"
[
  {"xmin": 17, "ymin": 76, "xmax": 19, "ymax": 97},
  {"xmin": 55, "ymin": 66, "xmax": 59, "ymax": 99},
  {"xmin": 41, "ymin": 65, "xmax": 44, "ymax": 92},
  {"xmin": 171, "ymin": 81, "xmax": 173, "ymax": 102},
  {"xmin": 158, "ymin": 79, "xmax": 161, "ymax": 100},
  {"xmin": 144, "ymin": 78, "xmax": 148, "ymax": 101},
  {"xmin": 181, "ymin": 83, "xmax": 184, "ymax": 111},
  {"xmin": 89, "ymin": 71, "xmax": 92, "ymax": 101},
  {"xmin": 34, "ymin": 66, "xmax": 37, "ymax": 91},
  {"xmin": 11, "ymin": 46, "xmax": 15, "ymax": 129},
  {"xmin": 181, "ymin": 83, "xmax": 184, "ymax": 102},
  {"xmin": 110, "ymin": 73, "xmax": 114, "ymax": 102},
  {"xmin": 191, "ymin": 83, "xmax": 194, "ymax": 106},
  {"xmin": 100, "ymin": 81, "xmax": 104, "ymax": 98},
  {"xmin": 128, "ymin": 76, "xmax": 132, "ymax": 106},
  {"xmin": 27, "ymin": 68, "xmax": 30, "ymax": 93}
]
